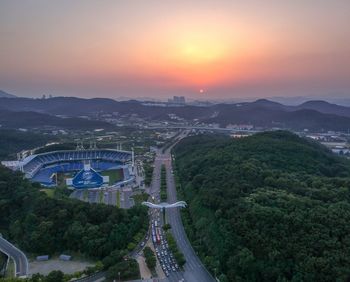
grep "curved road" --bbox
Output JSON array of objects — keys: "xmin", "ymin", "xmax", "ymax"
[{"xmin": 0, "ymin": 236, "xmax": 28, "ymax": 278}]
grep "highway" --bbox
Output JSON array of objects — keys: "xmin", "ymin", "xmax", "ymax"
[
  {"xmin": 0, "ymin": 236, "xmax": 28, "ymax": 278},
  {"xmin": 163, "ymin": 149, "xmax": 215, "ymax": 282},
  {"xmin": 148, "ymin": 131, "xmax": 215, "ymax": 282}
]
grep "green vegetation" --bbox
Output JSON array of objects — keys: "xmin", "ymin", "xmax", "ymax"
[
  {"xmin": 132, "ymin": 192, "xmax": 149, "ymax": 205},
  {"xmin": 160, "ymin": 165, "xmax": 167, "ymax": 201},
  {"xmin": 34, "ymin": 143, "xmax": 76, "ymax": 154},
  {"xmin": 0, "ymin": 165, "xmax": 147, "ymax": 281},
  {"xmin": 0, "ymin": 253, "xmax": 6, "ymax": 278},
  {"xmin": 174, "ymin": 131, "xmax": 350, "ymax": 281},
  {"xmin": 2, "ymin": 262, "xmax": 104, "ymax": 282},
  {"xmin": 165, "ymin": 231, "xmax": 186, "ymax": 267},
  {"xmin": 0, "ymin": 129, "xmax": 55, "ymax": 160},
  {"xmin": 101, "ymin": 169, "xmax": 123, "ymax": 185},
  {"xmin": 162, "ymin": 223, "xmax": 171, "ymax": 232},
  {"xmin": 143, "ymin": 246, "xmax": 156, "ymax": 270},
  {"xmin": 105, "ymin": 256, "xmax": 140, "ymax": 281},
  {"xmin": 40, "ymin": 188, "xmax": 55, "ymax": 198},
  {"xmin": 144, "ymin": 163, "xmax": 154, "ymax": 186},
  {"xmin": 5, "ymin": 260, "xmax": 14, "ymax": 278}
]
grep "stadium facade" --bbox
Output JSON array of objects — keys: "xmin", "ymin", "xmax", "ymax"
[{"xmin": 2, "ymin": 149, "xmax": 135, "ymax": 189}]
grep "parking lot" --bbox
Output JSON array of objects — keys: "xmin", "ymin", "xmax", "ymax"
[{"xmin": 70, "ymin": 187, "xmax": 134, "ymax": 209}]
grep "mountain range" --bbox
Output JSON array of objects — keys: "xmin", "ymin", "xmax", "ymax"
[
  {"xmin": 0, "ymin": 90, "xmax": 16, "ymax": 98},
  {"xmin": 0, "ymin": 96, "xmax": 350, "ymax": 132}
]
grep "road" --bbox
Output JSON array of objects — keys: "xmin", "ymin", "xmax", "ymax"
[
  {"xmin": 163, "ymin": 150, "xmax": 215, "ymax": 282},
  {"xmin": 148, "ymin": 132, "xmax": 215, "ymax": 282},
  {"xmin": 0, "ymin": 236, "xmax": 28, "ymax": 278},
  {"xmin": 148, "ymin": 153, "xmax": 182, "ymax": 281}
]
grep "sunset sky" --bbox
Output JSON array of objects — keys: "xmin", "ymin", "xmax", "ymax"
[{"xmin": 1, "ymin": 0, "xmax": 349, "ymax": 100}]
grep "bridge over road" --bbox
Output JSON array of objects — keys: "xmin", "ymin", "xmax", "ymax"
[{"xmin": 0, "ymin": 236, "xmax": 28, "ymax": 278}]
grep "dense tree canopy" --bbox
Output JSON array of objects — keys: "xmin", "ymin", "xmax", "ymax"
[
  {"xmin": 0, "ymin": 165, "xmax": 147, "ymax": 280},
  {"xmin": 174, "ymin": 131, "xmax": 350, "ymax": 281},
  {"xmin": 0, "ymin": 129, "xmax": 55, "ymax": 160}
]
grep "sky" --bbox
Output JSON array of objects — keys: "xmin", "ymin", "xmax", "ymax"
[{"xmin": 1, "ymin": 0, "xmax": 350, "ymax": 100}]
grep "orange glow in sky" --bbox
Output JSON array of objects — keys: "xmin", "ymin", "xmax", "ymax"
[{"xmin": 1, "ymin": 1, "xmax": 350, "ymax": 98}]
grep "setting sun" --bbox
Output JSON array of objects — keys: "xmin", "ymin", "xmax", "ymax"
[{"xmin": 1, "ymin": 1, "xmax": 349, "ymax": 99}]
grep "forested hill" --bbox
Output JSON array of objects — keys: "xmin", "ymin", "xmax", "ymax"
[
  {"xmin": 0, "ymin": 165, "xmax": 147, "ymax": 280},
  {"xmin": 174, "ymin": 131, "xmax": 350, "ymax": 282}
]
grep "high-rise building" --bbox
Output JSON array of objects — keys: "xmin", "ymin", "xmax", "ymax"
[{"xmin": 168, "ymin": 96, "xmax": 186, "ymax": 105}]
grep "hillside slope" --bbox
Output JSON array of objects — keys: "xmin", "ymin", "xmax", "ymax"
[
  {"xmin": 0, "ymin": 165, "xmax": 147, "ymax": 280},
  {"xmin": 0, "ymin": 90, "xmax": 16, "ymax": 98},
  {"xmin": 0, "ymin": 110, "xmax": 114, "ymax": 130},
  {"xmin": 174, "ymin": 132, "xmax": 350, "ymax": 281}
]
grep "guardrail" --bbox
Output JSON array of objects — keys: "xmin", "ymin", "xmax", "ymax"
[{"xmin": 0, "ymin": 236, "xmax": 29, "ymax": 278}]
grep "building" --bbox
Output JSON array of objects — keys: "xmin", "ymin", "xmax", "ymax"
[
  {"xmin": 168, "ymin": 96, "xmax": 186, "ymax": 105},
  {"xmin": 2, "ymin": 149, "xmax": 135, "ymax": 189}
]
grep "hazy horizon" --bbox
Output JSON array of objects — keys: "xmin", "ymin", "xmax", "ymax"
[{"xmin": 1, "ymin": 1, "xmax": 349, "ymax": 100}]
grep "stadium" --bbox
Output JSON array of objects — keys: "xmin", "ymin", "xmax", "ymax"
[{"xmin": 2, "ymin": 149, "xmax": 135, "ymax": 189}]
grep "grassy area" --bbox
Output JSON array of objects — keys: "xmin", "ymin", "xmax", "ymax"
[
  {"xmin": 101, "ymin": 169, "xmax": 123, "ymax": 185},
  {"xmin": 40, "ymin": 188, "xmax": 55, "ymax": 198},
  {"xmin": 5, "ymin": 259, "xmax": 14, "ymax": 278},
  {"xmin": 116, "ymin": 191, "xmax": 120, "ymax": 208}
]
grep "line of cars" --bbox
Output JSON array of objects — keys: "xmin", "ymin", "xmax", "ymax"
[{"xmin": 151, "ymin": 211, "xmax": 179, "ymax": 277}]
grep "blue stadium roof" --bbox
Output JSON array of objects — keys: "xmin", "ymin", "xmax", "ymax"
[{"xmin": 19, "ymin": 149, "xmax": 132, "ymax": 178}]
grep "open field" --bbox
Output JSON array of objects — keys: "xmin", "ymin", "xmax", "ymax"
[
  {"xmin": 40, "ymin": 188, "xmax": 55, "ymax": 198},
  {"xmin": 101, "ymin": 168, "xmax": 123, "ymax": 184},
  {"xmin": 29, "ymin": 258, "xmax": 94, "ymax": 276}
]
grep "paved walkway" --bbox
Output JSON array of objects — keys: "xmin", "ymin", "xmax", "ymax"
[{"xmin": 136, "ymin": 255, "xmax": 152, "ymax": 280}]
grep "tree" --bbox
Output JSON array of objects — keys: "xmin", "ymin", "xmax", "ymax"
[
  {"xmin": 45, "ymin": 270, "xmax": 64, "ymax": 282},
  {"xmin": 143, "ymin": 246, "xmax": 156, "ymax": 270},
  {"xmin": 173, "ymin": 131, "xmax": 350, "ymax": 280}
]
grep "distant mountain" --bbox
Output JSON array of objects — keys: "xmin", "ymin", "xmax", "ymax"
[
  {"xmin": 206, "ymin": 106, "xmax": 350, "ymax": 132},
  {"xmin": 296, "ymin": 100, "xmax": 350, "ymax": 117},
  {"xmin": 1, "ymin": 96, "xmax": 350, "ymax": 132},
  {"xmin": 0, "ymin": 96, "xmax": 212, "ymax": 120},
  {"xmin": 0, "ymin": 90, "xmax": 16, "ymax": 98},
  {"xmin": 0, "ymin": 109, "xmax": 114, "ymax": 130}
]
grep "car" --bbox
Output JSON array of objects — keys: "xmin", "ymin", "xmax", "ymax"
[
  {"xmin": 172, "ymin": 266, "xmax": 176, "ymax": 272},
  {"xmin": 141, "ymin": 242, "xmax": 145, "ymax": 247}
]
